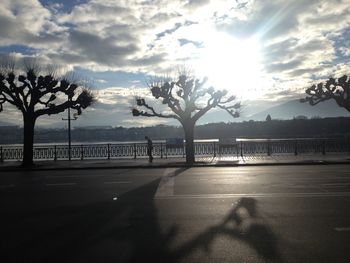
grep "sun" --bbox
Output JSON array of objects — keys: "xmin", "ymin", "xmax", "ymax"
[{"xmin": 195, "ymin": 32, "xmax": 264, "ymax": 100}]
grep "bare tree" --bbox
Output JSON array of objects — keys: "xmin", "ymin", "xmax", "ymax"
[
  {"xmin": 0, "ymin": 61, "xmax": 94, "ymax": 166},
  {"xmin": 132, "ymin": 72, "xmax": 240, "ymax": 165},
  {"xmin": 301, "ymin": 75, "xmax": 350, "ymax": 111}
]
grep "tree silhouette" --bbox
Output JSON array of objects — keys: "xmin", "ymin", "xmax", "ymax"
[
  {"xmin": 266, "ymin": 114, "xmax": 272, "ymax": 121},
  {"xmin": 0, "ymin": 62, "xmax": 94, "ymax": 166},
  {"xmin": 301, "ymin": 75, "xmax": 350, "ymax": 111},
  {"xmin": 132, "ymin": 72, "xmax": 240, "ymax": 164}
]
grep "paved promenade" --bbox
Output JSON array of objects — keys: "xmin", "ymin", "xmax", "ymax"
[{"xmin": 1, "ymin": 154, "xmax": 350, "ymax": 171}]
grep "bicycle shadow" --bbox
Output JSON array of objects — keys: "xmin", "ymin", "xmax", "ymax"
[{"xmin": 173, "ymin": 197, "xmax": 282, "ymax": 262}]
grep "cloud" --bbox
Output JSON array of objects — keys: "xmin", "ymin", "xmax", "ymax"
[
  {"xmin": 0, "ymin": 0, "xmax": 66, "ymax": 48},
  {"xmin": 266, "ymin": 59, "xmax": 304, "ymax": 73},
  {"xmin": 184, "ymin": 0, "xmax": 210, "ymax": 10},
  {"xmin": 1, "ymin": 0, "xmax": 350, "ymax": 127},
  {"xmin": 68, "ymin": 29, "xmax": 138, "ymax": 65}
]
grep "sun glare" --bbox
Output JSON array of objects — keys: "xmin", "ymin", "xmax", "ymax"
[{"xmin": 196, "ymin": 32, "xmax": 264, "ymax": 100}]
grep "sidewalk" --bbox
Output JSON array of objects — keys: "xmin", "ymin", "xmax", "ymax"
[{"xmin": 1, "ymin": 154, "xmax": 350, "ymax": 171}]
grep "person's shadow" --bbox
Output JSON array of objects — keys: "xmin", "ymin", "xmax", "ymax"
[
  {"xmin": 174, "ymin": 197, "xmax": 282, "ymax": 262},
  {"xmin": 218, "ymin": 197, "xmax": 281, "ymax": 261}
]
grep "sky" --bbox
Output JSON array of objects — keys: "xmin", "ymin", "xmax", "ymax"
[{"xmin": 0, "ymin": 0, "xmax": 349, "ymax": 128}]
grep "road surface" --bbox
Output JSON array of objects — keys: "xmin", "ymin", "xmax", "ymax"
[{"xmin": 1, "ymin": 165, "xmax": 350, "ymax": 262}]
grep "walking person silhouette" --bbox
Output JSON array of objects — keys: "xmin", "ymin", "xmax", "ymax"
[{"xmin": 145, "ymin": 136, "xmax": 153, "ymax": 163}]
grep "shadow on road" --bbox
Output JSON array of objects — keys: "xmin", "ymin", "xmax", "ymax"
[
  {"xmin": 2, "ymin": 180, "xmax": 281, "ymax": 262},
  {"xmin": 171, "ymin": 197, "xmax": 282, "ymax": 262}
]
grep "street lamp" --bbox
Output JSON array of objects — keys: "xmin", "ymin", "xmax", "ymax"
[{"xmin": 62, "ymin": 106, "xmax": 77, "ymax": 161}]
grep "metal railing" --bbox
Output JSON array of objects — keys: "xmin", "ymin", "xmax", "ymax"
[{"xmin": 1, "ymin": 138, "xmax": 349, "ymax": 162}]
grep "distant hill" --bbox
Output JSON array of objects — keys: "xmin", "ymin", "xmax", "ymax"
[
  {"xmin": 0, "ymin": 120, "xmax": 16, "ymax": 126},
  {"xmin": 3, "ymin": 117, "xmax": 350, "ymax": 144},
  {"xmin": 250, "ymin": 99, "xmax": 349, "ymax": 120}
]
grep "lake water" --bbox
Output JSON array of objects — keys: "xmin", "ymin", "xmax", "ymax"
[
  {"xmin": 1, "ymin": 138, "xmax": 325, "ymax": 147},
  {"xmin": 1, "ymin": 139, "xmax": 219, "ymax": 147}
]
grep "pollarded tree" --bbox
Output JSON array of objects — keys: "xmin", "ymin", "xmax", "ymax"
[
  {"xmin": 132, "ymin": 73, "xmax": 240, "ymax": 165},
  {"xmin": 0, "ymin": 64, "xmax": 94, "ymax": 167},
  {"xmin": 301, "ymin": 75, "xmax": 350, "ymax": 111}
]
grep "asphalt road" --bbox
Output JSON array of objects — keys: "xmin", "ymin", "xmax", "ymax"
[{"xmin": 1, "ymin": 165, "xmax": 350, "ymax": 263}]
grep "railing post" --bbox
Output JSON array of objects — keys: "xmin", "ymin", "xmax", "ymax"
[
  {"xmin": 294, "ymin": 140, "xmax": 298, "ymax": 155},
  {"xmin": 133, "ymin": 143, "xmax": 137, "ymax": 159},
  {"xmin": 267, "ymin": 140, "xmax": 271, "ymax": 156},
  {"xmin": 0, "ymin": 146, "xmax": 3, "ymax": 162},
  {"xmin": 322, "ymin": 139, "xmax": 326, "ymax": 155},
  {"xmin": 165, "ymin": 144, "xmax": 168, "ymax": 159},
  {"xmin": 183, "ymin": 142, "xmax": 185, "ymax": 158},
  {"xmin": 54, "ymin": 145, "xmax": 57, "ymax": 161},
  {"xmin": 213, "ymin": 141, "xmax": 216, "ymax": 157},
  {"xmin": 81, "ymin": 144, "xmax": 84, "ymax": 160},
  {"xmin": 315, "ymin": 140, "xmax": 318, "ymax": 153},
  {"xmin": 160, "ymin": 143, "xmax": 163, "ymax": 159},
  {"xmin": 107, "ymin": 144, "xmax": 110, "ymax": 160},
  {"xmin": 240, "ymin": 141, "xmax": 243, "ymax": 157}
]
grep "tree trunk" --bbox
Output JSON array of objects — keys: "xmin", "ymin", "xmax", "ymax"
[
  {"xmin": 22, "ymin": 115, "xmax": 36, "ymax": 167},
  {"xmin": 183, "ymin": 121, "xmax": 195, "ymax": 165}
]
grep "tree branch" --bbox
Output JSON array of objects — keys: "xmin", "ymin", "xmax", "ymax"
[
  {"xmin": 302, "ymin": 75, "xmax": 350, "ymax": 111},
  {"xmin": 133, "ymin": 99, "xmax": 180, "ymax": 120}
]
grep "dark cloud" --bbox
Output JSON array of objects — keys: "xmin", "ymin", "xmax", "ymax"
[
  {"xmin": 156, "ymin": 21, "xmax": 197, "ymax": 40},
  {"xmin": 288, "ymin": 67, "xmax": 324, "ymax": 78},
  {"xmin": 150, "ymin": 12, "xmax": 182, "ymax": 24},
  {"xmin": 131, "ymin": 53, "xmax": 167, "ymax": 67},
  {"xmin": 0, "ymin": 15, "xmax": 18, "ymax": 38},
  {"xmin": 185, "ymin": 0, "xmax": 210, "ymax": 10},
  {"xmin": 295, "ymin": 40, "xmax": 328, "ymax": 53},
  {"xmin": 262, "ymin": 38, "xmax": 298, "ymax": 62},
  {"xmin": 67, "ymin": 2, "xmax": 131, "ymax": 23},
  {"xmin": 67, "ymin": 30, "xmax": 139, "ymax": 66},
  {"xmin": 305, "ymin": 7, "xmax": 350, "ymax": 27},
  {"xmin": 263, "ymin": 37, "xmax": 334, "ymax": 76},
  {"xmin": 265, "ymin": 59, "xmax": 304, "ymax": 73},
  {"xmin": 104, "ymin": 24, "xmax": 139, "ymax": 44}
]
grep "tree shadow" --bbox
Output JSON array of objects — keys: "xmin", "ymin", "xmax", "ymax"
[
  {"xmin": 3, "ymin": 179, "xmax": 281, "ymax": 262},
  {"xmin": 171, "ymin": 167, "xmax": 190, "ymax": 177}
]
